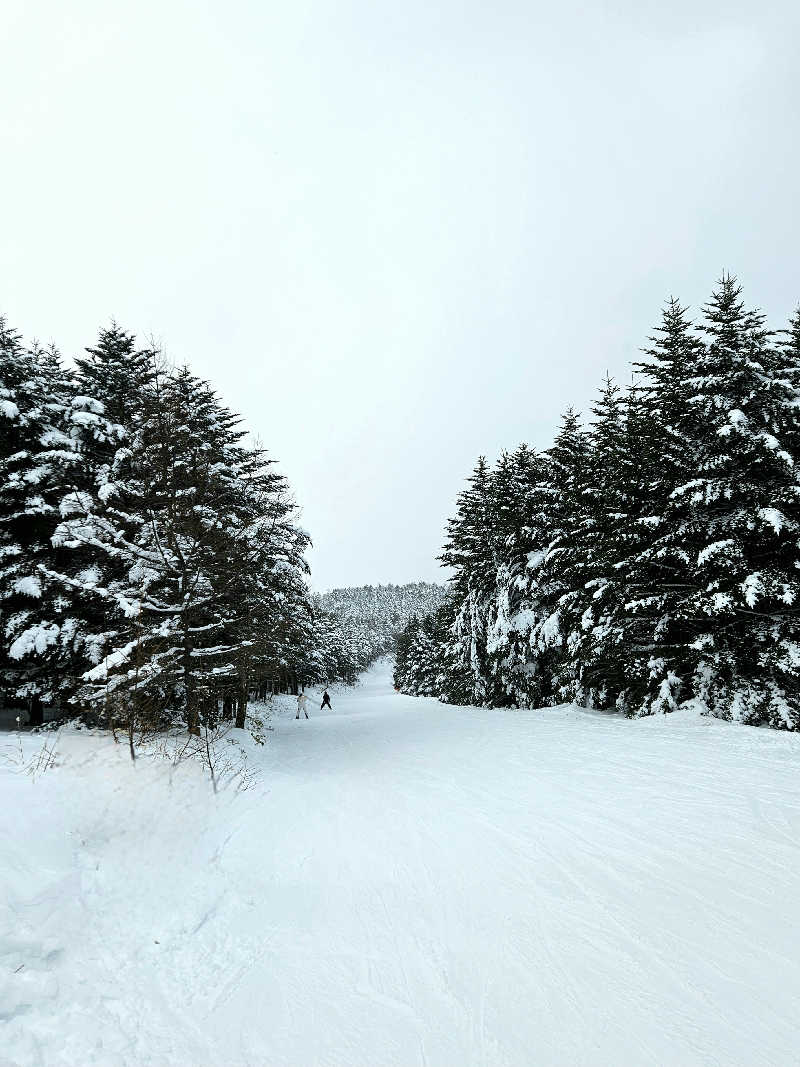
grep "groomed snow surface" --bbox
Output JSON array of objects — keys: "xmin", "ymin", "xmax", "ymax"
[{"xmin": 3, "ymin": 661, "xmax": 800, "ymax": 1067}]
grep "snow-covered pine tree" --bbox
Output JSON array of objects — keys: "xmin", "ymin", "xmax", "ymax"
[
  {"xmin": 48, "ymin": 361, "xmax": 305, "ymax": 741},
  {"xmin": 565, "ymin": 375, "xmax": 632, "ymax": 709},
  {"xmin": 481, "ymin": 451, "xmax": 529, "ymax": 706},
  {"xmin": 393, "ymin": 611, "xmax": 442, "ymax": 697},
  {"xmin": 483, "ymin": 445, "xmax": 549, "ymax": 706},
  {"xmin": 618, "ymin": 277, "xmax": 800, "ymax": 726},
  {"xmin": 394, "ymin": 614, "xmax": 422, "ymax": 693},
  {"xmin": 527, "ymin": 408, "xmax": 590, "ymax": 704},
  {"xmin": 221, "ymin": 453, "xmax": 313, "ymax": 724},
  {"xmin": 304, "ymin": 608, "xmax": 362, "ymax": 688},
  {"xmin": 772, "ymin": 305, "xmax": 800, "ymax": 459},
  {"xmin": 676, "ymin": 277, "xmax": 800, "ymax": 727},
  {"xmin": 0, "ymin": 322, "xmax": 82, "ymax": 721},
  {"xmin": 394, "ymin": 277, "xmax": 800, "ymax": 729},
  {"xmin": 24, "ymin": 325, "xmax": 165, "ymax": 726},
  {"xmin": 440, "ymin": 456, "xmax": 497, "ymax": 705},
  {"xmin": 73, "ymin": 323, "xmax": 157, "ymax": 432},
  {"xmin": 608, "ymin": 298, "xmax": 709, "ymax": 714}
]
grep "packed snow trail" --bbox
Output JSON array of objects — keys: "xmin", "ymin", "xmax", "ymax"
[{"xmin": 3, "ymin": 661, "xmax": 800, "ymax": 1066}]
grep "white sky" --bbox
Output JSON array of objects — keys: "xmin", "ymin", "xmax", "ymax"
[{"xmin": 2, "ymin": 0, "xmax": 799, "ymax": 589}]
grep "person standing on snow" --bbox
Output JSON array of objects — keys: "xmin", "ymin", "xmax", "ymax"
[
  {"xmin": 296, "ymin": 691, "xmax": 310, "ymax": 720},
  {"xmin": 321, "ymin": 690, "xmax": 332, "ymax": 711}
]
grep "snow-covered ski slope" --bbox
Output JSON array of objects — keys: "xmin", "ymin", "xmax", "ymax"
[{"xmin": 3, "ymin": 660, "xmax": 800, "ymax": 1067}]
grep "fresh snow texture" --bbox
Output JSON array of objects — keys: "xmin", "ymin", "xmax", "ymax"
[
  {"xmin": 11, "ymin": 575, "xmax": 42, "ymax": 598},
  {"xmin": 8, "ymin": 621, "xmax": 60, "ymax": 660},
  {"xmin": 3, "ymin": 661, "xmax": 800, "ymax": 1066}
]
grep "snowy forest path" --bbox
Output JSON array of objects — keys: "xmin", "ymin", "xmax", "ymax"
[{"xmin": 3, "ymin": 660, "xmax": 800, "ymax": 1066}]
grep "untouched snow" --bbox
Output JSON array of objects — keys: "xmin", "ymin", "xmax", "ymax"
[{"xmin": 2, "ymin": 661, "xmax": 800, "ymax": 1066}]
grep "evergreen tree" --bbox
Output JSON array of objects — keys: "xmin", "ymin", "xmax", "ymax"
[
  {"xmin": 394, "ymin": 600, "xmax": 463, "ymax": 700},
  {"xmin": 405, "ymin": 276, "xmax": 800, "ymax": 730},
  {"xmin": 0, "ymin": 322, "xmax": 81, "ymax": 720},
  {"xmin": 440, "ymin": 457, "xmax": 498, "ymax": 705},
  {"xmin": 49, "ymin": 362, "xmax": 313, "ymax": 742},
  {"xmin": 679, "ymin": 276, "xmax": 800, "ymax": 726},
  {"xmin": 528, "ymin": 409, "xmax": 590, "ymax": 703},
  {"xmin": 566, "ymin": 376, "xmax": 631, "ymax": 708},
  {"xmin": 73, "ymin": 323, "xmax": 157, "ymax": 432},
  {"xmin": 484, "ymin": 445, "xmax": 551, "ymax": 706}
]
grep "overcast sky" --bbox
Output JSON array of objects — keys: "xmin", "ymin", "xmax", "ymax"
[{"xmin": 2, "ymin": 1, "xmax": 799, "ymax": 590}]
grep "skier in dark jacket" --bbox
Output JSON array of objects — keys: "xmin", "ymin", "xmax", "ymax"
[{"xmin": 321, "ymin": 690, "xmax": 332, "ymax": 711}]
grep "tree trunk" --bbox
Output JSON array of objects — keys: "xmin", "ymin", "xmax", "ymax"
[
  {"xmin": 183, "ymin": 625, "xmax": 200, "ymax": 735},
  {"xmin": 234, "ymin": 690, "xmax": 247, "ymax": 729},
  {"xmin": 223, "ymin": 692, "xmax": 234, "ymax": 720},
  {"xmin": 28, "ymin": 694, "xmax": 43, "ymax": 729}
]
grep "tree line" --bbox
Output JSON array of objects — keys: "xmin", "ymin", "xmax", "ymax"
[
  {"xmin": 395, "ymin": 276, "xmax": 800, "ymax": 731},
  {"xmin": 0, "ymin": 318, "xmax": 359, "ymax": 742},
  {"xmin": 317, "ymin": 583, "xmax": 447, "ymax": 683}
]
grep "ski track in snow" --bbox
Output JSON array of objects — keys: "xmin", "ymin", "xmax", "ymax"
[{"xmin": 2, "ymin": 661, "xmax": 800, "ymax": 1066}]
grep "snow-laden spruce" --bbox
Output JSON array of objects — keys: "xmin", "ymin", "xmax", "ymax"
[
  {"xmin": 0, "ymin": 318, "xmax": 343, "ymax": 742},
  {"xmin": 396, "ymin": 276, "xmax": 800, "ymax": 730},
  {"xmin": 0, "ymin": 319, "xmax": 82, "ymax": 722}
]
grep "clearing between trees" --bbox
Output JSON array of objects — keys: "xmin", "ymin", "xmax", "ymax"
[{"xmin": 3, "ymin": 660, "xmax": 799, "ymax": 1067}]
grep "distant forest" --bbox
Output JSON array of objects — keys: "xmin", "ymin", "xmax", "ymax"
[{"xmin": 316, "ymin": 583, "xmax": 447, "ymax": 683}]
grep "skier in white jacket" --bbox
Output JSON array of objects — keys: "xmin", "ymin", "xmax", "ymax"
[{"xmin": 296, "ymin": 691, "xmax": 310, "ymax": 720}]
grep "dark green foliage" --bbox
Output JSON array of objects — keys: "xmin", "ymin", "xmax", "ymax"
[
  {"xmin": 397, "ymin": 277, "xmax": 800, "ymax": 730},
  {"xmin": 0, "ymin": 322, "xmax": 82, "ymax": 710},
  {"xmin": 0, "ymin": 316, "xmax": 315, "ymax": 740}
]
